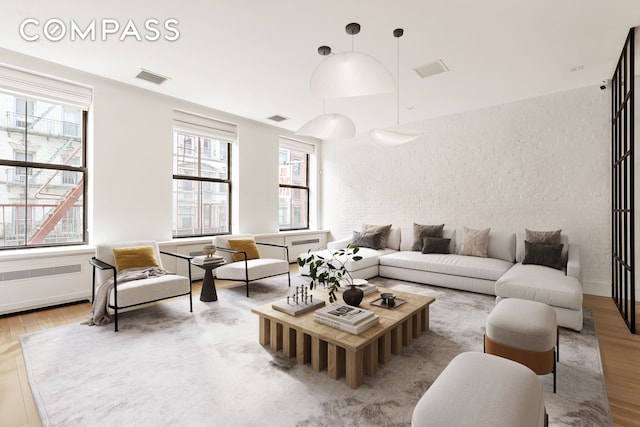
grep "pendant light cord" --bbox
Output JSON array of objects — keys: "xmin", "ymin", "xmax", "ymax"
[{"xmin": 396, "ymin": 33, "xmax": 400, "ymax": 125}]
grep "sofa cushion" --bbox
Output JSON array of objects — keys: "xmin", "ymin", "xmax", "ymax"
[
  {"xmin": 228, "ymin": 238, "xmax": 261, "ymax": 262},
  {"xmin": 526, "ymin": 229, "xmax": 562, "ymax": 245},
  {"xmin": 215, "ymin": 258, "xmax": 289, "ymax": 281},
  {"xmin": 362, "ymin": 224, "xmax": 392, "ymax": 249},
  {"xmin": 523, "ymin": 241, "xmax": 563, "ymax": 270},
  {"xmin": 351, "ymin": 230, "xmax": 385, "ymax": 250},
  {"xmin": 379, "ymin": 252, "xmax": 513, "ymax": 282},
  {"xmin": 112, "ymin": 245, "xmax": 160, "ymax": 272},
  {"xmin": 516, "ymin": 232, "xmax": 568, "ymax": 265},
  {"xmin": 214, "ymin": 234, "xmax": 254, "ymax": 264},
  {"xmin": 495, "ymin": 263, "xmax": 583, "ymax": 310},
  {"xmin": 459, "ymin": 227, "xmax": 490, "ymax": 257},
  {"xmin": 422, "ymin": 237, "xmax": 451, "ymax": 254},
  {"xmin": 411, "ymin": 223, "xmax": 445, "ymax": 251}
]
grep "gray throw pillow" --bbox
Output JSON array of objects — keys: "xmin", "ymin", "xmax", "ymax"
[
  {"xmin": 459, "ymin": 227, "xmax": 490, "ymax": 258},
  {"xmin": 351, "ymin": 230, "xmax": 385, "ymax": 250},
  {"xmin": 412, "ymin": 223, "xmax": 445, "ymax": 251},
  {"xmin": 422, "ymin": 237, "xmax": 451, "ymax": 254},
  {"xmin": 523, "ymin": 240, "xmax": 563, "ymax": 270},
  {"xmin": 362, "ymin": 224, "xmax": 392, "ymax": 249},
  {"xmin": 525, "ymin": 229, "xmax": 562, "ymax": 245}
]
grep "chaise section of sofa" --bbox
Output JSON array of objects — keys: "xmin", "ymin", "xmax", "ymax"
[
  {"xmin": 495, "ymin": 234, "xmax": 583, "ymax": 331},
  {"xmin": 297, "ymin": 227, "xmax": 401, "ymax": 279}
]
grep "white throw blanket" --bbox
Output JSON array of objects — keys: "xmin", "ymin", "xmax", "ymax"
[{"xmin": 87, "ymin": 267, "xmax": 170, "ymax": 326}]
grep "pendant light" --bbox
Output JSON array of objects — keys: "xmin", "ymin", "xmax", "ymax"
[
  {"xmin": 296, "ymin": 45, "xmax": 356, "ymax": 140},
  {"xmin": 309, "ymin": 23, "xmax": 395, "ymax": 99},
  {"xmin": 370, "ymin": 28, "xmax": 425, "ymax": 146}
]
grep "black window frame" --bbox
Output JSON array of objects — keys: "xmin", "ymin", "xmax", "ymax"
[
  {"xmin": 0, "ymin": 95, "xmax": 87, "ymax": 250},
  {"xmin": 279, "ymin": 147, "xmax": 310, "ymax": 231},
  {"xmin": 172, "ymin": 131, "xmax": 232, "ymax": 238}
]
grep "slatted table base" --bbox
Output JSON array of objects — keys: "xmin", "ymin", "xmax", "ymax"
[{"xmin": 257, "ymin": 306, "xmax": 430, "ymax": 388}]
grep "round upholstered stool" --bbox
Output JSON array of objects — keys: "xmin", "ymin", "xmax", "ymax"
[
  {"xmin": 484, "ymin": 298, "xmax": 558, "ymax": 393},
  {"xmin": 411, "ymin": 352, "xmax": 547, "ymax": 427}
]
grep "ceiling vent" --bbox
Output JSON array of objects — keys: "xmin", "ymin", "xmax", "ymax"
[
  {"xmin": 136, "ymin": 69, "xmax": 169, "ymax": 85},
  {"xmin": 268, "ymin": 114, "xmax": 289, "ymax": 122},
  {"xmin": 414, "ymin": 60, "xmax": 449, "ymax": 79}
]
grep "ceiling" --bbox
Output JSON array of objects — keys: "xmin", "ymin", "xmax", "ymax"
[{"xmin": 1, "ymin": 0, "xmax": 639, "ymax": 137}]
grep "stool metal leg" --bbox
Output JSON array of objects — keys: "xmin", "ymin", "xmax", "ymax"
[
  {"xmin": 556, "ymin": 326, "xmax": 560, "ymax": 361},
  {"xmin": 553, "ymin": 351, "xmax": 557, "ymax": 393}
]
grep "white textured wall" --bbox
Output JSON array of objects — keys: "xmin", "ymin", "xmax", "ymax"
[{"xmin": 320, "ymin": 86, "xmax": 611, "ymax": 296}]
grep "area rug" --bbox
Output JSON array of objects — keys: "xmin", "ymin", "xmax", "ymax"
[{"xmin": 20, "ymin": 276, "xmax": 611, "ymax": 426}]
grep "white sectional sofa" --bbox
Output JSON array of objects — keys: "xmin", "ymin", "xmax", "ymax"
[{"xmin": 299, "ymin": 226, "xmax": 583, "ymax": 331}]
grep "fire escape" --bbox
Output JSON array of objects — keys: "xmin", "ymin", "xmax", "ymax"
[{"xmin": 27, "ymin": 144, "xmax": 83, "ymax": 245}]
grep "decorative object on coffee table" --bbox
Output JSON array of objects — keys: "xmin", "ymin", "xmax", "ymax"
[
  {"xmin": 271, "ymin": 285, "xmax": 325, "ymax": 316},
  {"xmin": 342, "ymin": 285, "xmax": 364, "ymax": 307},
  {"xmin": 297, "ymin": 244, "xmax": 363, "ymax": 303}
]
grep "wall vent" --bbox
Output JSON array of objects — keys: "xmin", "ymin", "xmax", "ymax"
[
  {"xmin": 268, "ymin": 114, "xmax": 289, "ymax": 122},
  {"xmin": 0, "ymin": 264, "xmax": 82, "ymax": 282},
  {"xmin": 414, "ymin": 60, "xmax": 449, "ymax": 79},
  {"xmin": 136, "ymin": 69, "xmax": 169, "ymax": 85}
]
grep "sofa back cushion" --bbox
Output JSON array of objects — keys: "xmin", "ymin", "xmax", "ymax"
[
  {"xmin": 454, "ymin": 229, "xmax": 515, "ymax": 262},
  {"xmin": 214, "ymin": 234, "xmax": 254, "ymax": 264},
  {"xmin": 387, "ymin": 227, "xmax": 401, "ymax": 250},
  {"xmin": 516, "ymin": 232, "xmax": 569, "ymax": 265},
  {"xmin": 402, "ymin": 227, "xmax": 454, "ymax": 252}
]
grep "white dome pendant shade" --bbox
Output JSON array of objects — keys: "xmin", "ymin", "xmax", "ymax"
[
  {"xmin": 369, "ymin": 28, "xmax": 425, "ymax": 146},
  {"xmin": 310, "ymin": 51, "xmax": 396, "ymax": 99},
  {"xmin": 295, "ymin": 113, "xmax": 356, "ymax": 140},
  {"xmin": 369, "ymin": 128, "xmax": 424, "ymax": 146},
  {"xmin": 309, "ymin": 23, "xmax": 396, "ymax": 99}
]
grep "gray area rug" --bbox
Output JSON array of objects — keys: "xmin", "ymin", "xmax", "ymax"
[{"xmin": 20, "ymin": 276, "xmax": 611, "ymax": 426}]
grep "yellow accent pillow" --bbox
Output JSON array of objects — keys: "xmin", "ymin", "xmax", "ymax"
[
  {"xmin": 228, "ymin": 238, "xmax": 260, "ymax": 262},
  {"xmin": 112, "ymin": 245, "xmax": 160, "ymax": 272}
]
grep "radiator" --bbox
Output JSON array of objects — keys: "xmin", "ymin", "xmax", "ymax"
[
  {"xmin": 0, "ymin": 253, "xmax": 92, "ymax": 315},
  {"xmin": 285, "ymin": 236, "xmax": 324, "ymax": 262},
  {"xmin": 175, "ymin": 244, "xmax": 206, "ymax": 280}
]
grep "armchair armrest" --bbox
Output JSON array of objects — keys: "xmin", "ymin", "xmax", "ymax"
[
  {"xmin": 89, "ymin": 257, "xmax": 116, "ymax": 303},
  {"xmin": 160, "ymin": 250, "xmax": 193, "ymax": 282},
  {"xmin": 256, "ymin": 242, "xmax": 289, "ymax": 261},
  {"xmin": 566, "ymin": 243, "xmax": 581, "ymax": 283},
  {"xmin": 216, "ymin": 247, "xmax": 242, "ymax": 254},
  {"xmin": 89, "ymin": 256, "xmax": 115, "ymax": 271},
  {"xmin": 160, "ymin": 250, "xmax": 193, "ymax": 261}
]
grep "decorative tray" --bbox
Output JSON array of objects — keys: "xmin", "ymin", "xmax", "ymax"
[{"xmin": 369, "ymin": 297, "xmax": 407, "ymax": 309}]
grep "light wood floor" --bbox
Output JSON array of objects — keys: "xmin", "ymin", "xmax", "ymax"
[{"xmin": 2, "ymin": 276, "xmax": 640, "ymax": 427}]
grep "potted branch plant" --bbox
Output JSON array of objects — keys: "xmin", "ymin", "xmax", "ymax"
[{"xmin": 297, "ymin": 244, "xmax": 363, "ymax": 305}]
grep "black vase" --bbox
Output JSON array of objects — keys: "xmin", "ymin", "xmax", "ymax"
[{"xmin": 342, "ymin": 285, "xmax": 364, "ymax": 307}]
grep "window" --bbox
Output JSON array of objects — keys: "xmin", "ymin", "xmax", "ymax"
[
  {"xmin": 279, "ymin": 138, "xmax": 313, "ymax": 230},
  {"xmin": 0, "ymin": 93, "xmax": 87, "ymax": 248},
  {"xmin": 172, "ymin": 110, "xmax": 236, "ymax": 237}
]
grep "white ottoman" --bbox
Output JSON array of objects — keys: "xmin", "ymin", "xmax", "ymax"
[
  {"xmin": 485, "ymin": 298, "xmax": 558, "ymax": 393},
  {"xmin": 411, "ymin": 352, "xmax": 547, "ymax": 427}
]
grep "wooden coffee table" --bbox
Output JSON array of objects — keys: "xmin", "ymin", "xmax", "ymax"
[{"xmin": 251, "ymin": 287, "xmax": 435, "ymax": 388}]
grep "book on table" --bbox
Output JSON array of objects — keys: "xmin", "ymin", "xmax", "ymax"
[
  {"xmin": 313, "ymin": 312, "xmax": 379, "ymax": 334},
  {"xmin": 348, "ymin": 282, "xmax": 378, "ymax": 296},
  {"xmin": 313, "ymin": 303, "xmax": 376, "ymax": 326},
  {"xmin": 192, "ymin": 255, "xmax": 224, "ymax": 265}
]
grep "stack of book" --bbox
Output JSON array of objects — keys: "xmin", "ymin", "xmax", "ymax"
[
  {"xmin": 339, "ymin": 279, "xmax": 378, "ymax": 296},
  {"xmin": 313, "ymin": 304, "xmax": 379, "ymax": 334},
  {"xmin": 192, "ymin": 255, "xmax": 224, "ymax": 266}
]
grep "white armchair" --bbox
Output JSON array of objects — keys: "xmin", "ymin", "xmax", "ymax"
[
  {"xmin": 213, "ymin": 234, "xmax": 290, "ymax": 297},
  {"xmin": 89, "ymin": 240, "xmax": 193, "ymax": 331}
]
